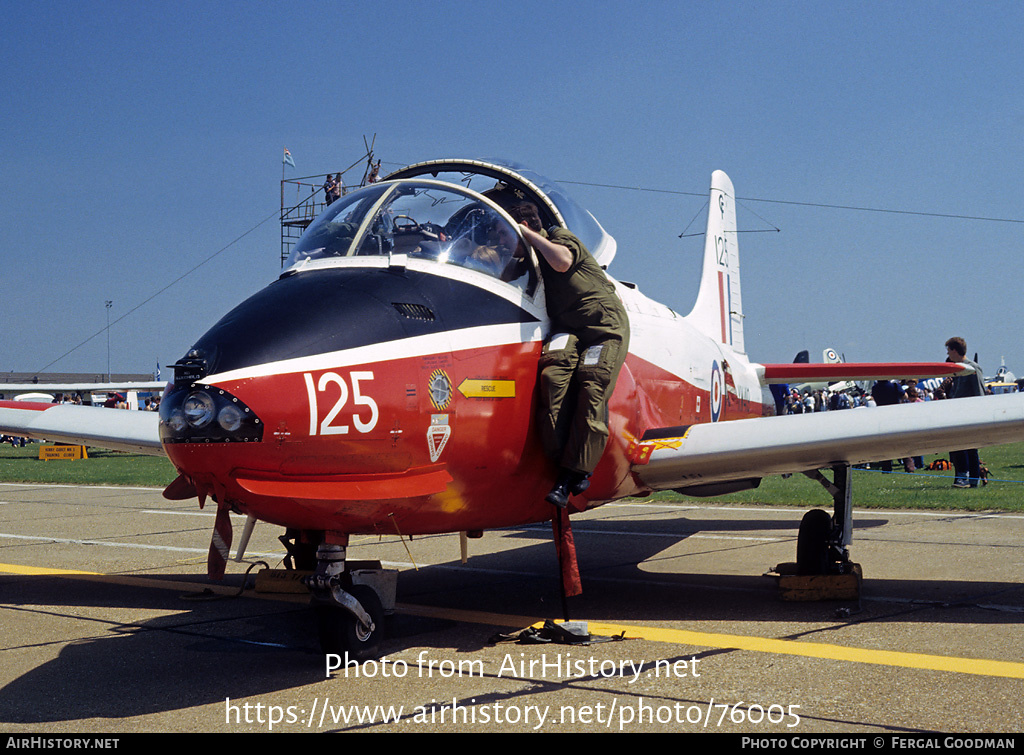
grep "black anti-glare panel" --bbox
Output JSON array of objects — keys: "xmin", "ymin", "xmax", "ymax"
[{"xmin": 184, "ymin": 268, "xmax": 538, "ymax": 376}]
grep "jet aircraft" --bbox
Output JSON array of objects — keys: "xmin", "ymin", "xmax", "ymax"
[{"xmin": 3, "ymin": 159, "xmax": 1023, "ymax": 659}]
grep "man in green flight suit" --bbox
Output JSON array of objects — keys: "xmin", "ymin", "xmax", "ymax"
[{"xmin": 509, "ymin": 202, "xmax": 630, "ymax": 508}]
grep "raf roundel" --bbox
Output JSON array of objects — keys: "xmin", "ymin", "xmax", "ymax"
[{"xmin": 710, "ymin": 360, "xmax": 723, "ymax": 423}]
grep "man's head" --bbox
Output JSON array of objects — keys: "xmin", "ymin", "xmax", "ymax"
[
  {"xmin": 945, "ymin": 336, "xmax": 967, "ymax": 361},
  {"xmin": 508, "ymin": 202, "xmax": 543, "ymax": 233},
  {"xmin": 488, "ymin": 215, "xmax": 519, "ymax": 254}
]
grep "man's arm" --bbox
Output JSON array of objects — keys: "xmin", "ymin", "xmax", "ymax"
[{"xmin": 518, "ymin": 224, "xmax": 573, "ymax": 273}]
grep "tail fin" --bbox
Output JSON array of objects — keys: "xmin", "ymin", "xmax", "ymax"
[{"xmin": 685, "ymin": 170, "xmax": 744, "ymax": 354}]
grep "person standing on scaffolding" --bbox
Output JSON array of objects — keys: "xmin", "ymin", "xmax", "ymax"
[
  {"xmin": 509, "ymin": 202, "xmax": 630, "ymax": 509},
  {"xmin": 323, "ymin": 174, "xmax": 339, "ymax": 206}
]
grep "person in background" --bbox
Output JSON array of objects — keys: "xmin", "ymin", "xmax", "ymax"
[
  {"xmin": 944, "ymin": 337, "xmax": 984, "ymax": 488},
  {"xmin": 323, "ymin": 174, "xmax": 340, "ymax": 205}
]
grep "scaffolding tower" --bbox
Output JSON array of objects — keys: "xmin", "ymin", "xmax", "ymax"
[
  {"xmin": 280, "ymin": 174, "xmax": 336, "ymax": 266},
  {"xmin": 280, "ymin": 147, "xmax": 381, "ymax": 266}
]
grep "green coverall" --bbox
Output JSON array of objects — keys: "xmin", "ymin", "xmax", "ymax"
[{"xmin": 536, "ymin": 228, "xmax": 630, "ymax": 476}]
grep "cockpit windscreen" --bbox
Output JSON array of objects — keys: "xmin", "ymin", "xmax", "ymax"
[{"xmin": 286, "ymin": 181, "xmax": 535, "ymax": 294}]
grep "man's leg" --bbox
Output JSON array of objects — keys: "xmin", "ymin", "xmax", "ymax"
[
  {"xmin": 561, "ymin": 335, "xmax": 627, "ymax": 476},
  {"xmin": 537, "ymin": 333, "xmax": 579, "ymax": 463},
  {"xmin": 967, "ymin": 449, "xmax": 981, "ymax": 488},
  {"xmin": 950, "ymin": 449, "xmax": 968, "ymax": 487}
]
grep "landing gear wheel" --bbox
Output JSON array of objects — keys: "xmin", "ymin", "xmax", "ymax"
[
  {"xmin": 315, "ymin": 585, "xmax": 385, "ymax": 661},
  {"xmin": 796, "ymin": 509, "xmax": 832, "ymax": 575}
]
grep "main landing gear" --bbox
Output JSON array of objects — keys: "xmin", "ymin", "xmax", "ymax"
[
  {"xmin": 302, "ymin": 541, "xmax": 397, "ymax": 660},
  {"xmin": 775, "ymin": 464, "xmax": 861, "ymax": 601},
  {"xmin": 796, "ymin": 464, "xmax": 854, "ymax": 575}
]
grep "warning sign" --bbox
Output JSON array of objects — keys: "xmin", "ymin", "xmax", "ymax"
[{"xmin": 38, "ymin": 445, "xmax": 88, "ymax": 461}]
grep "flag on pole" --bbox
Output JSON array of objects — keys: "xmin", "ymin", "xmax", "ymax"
[{"xmin": 283, "ymin": 147, "xmax": 295, "ymax": 168}]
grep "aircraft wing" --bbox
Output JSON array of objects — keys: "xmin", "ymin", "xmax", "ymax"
[
  {"xmin": 0, "ymin": 381, "xmax": 165, "ymax": 393},
  {"xmin": 0, "ymin": 400, "xmax": 163, "ymax": 456},
  {"xmin": 633, "ymin": 394, "xmax": 1024, "ymax": 490},
  {"xmin": 758, "ymin": 362, "xmax": 969, "ymax": 384}
]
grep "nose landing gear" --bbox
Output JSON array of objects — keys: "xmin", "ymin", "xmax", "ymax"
[
  {"xmin": 304, "ymin": 542, "xmax": 397, "ymax": 660},
  {"xmin": 313, "ymin": 584, "xmax": 385, "ymax": 660}
]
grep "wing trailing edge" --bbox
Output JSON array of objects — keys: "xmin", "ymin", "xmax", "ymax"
[
  {"xmin": 0, "ymin": 401, "xmax": 163, "ymax": 456},
  {"xmin": 757, "ymin": 362, "xmax": 971, "ymax": 384},
  {"xmin": 633, "ymin": 394, "xmax": 1024, "ymax": 490}
]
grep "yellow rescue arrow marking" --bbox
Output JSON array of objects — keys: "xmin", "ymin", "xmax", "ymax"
[{"xmin": 458, "ymin": 379, "xmax": 516, "ymax": 398}]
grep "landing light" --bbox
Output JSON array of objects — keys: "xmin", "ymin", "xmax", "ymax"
[
  {"xmin": 159, "ymin": 385, "xmax": 263, "ymax": 444},
  {"xmin": 217, "ymin": 403, "xmax": 244, "ymax": 432},
  {"xmin": 183, "ymin": 392, "xmax": 215, "ymax": 428},
  {"xmin": 168, "ymin": 410, "xmax": 187, "ymax": 433}
]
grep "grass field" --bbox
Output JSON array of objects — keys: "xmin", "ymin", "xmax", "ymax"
[
  {"xmin": 0, "ymin": 444, "xmax": 177, "ymax": 487},
  {"xmin": 1, "ymin": 441, "xmax": 1022, "ymax": 511}
]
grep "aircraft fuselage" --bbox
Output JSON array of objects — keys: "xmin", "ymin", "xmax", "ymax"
[
  {"xmin": 159, "ymin": 260, "xmax": 766, "ymax": 536},
  {"xmin": 157, "ymin": 160, "xmax": 767, "ymax": 538}
]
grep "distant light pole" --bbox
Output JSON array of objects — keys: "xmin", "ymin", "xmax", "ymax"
[{"xmin": 105, "ymin": 301, "xmax": 113, "ymax": 382}]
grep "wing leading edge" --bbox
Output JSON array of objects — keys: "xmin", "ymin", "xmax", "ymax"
[
  {"xmin": 633, "ymin": 394, "xmax": 1024, "ymax": 490},
  {"xmin": 0, "ymin": 401, "xmax": 163, "ymax": 456}
]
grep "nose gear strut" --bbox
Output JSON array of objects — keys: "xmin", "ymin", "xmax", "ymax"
[{"xmin": 304, "ymin": 542, "xmax": 396, "ymax": 661}]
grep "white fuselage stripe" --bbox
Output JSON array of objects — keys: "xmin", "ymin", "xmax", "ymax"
[{"xmin": 204, "ymin": 321, "xmax": 546, "ymax": 384}]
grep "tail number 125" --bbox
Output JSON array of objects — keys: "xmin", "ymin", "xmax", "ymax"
[{"xmin": 303, "ymin": 371, "xmax": 379, "ymax": 435}]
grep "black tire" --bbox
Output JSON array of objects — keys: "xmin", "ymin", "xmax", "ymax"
[
  {"xmin": 315, "ymin": 585, "xmax": 385, "ymax": 661},
  {"xmin": 796, "ymin": 509, "xmax": 832, "ymax": 575}
]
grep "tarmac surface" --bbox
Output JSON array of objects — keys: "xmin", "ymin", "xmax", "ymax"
[{"xmin": 0, "ymin": 481, "xmax": 1022, "ymax": 734}]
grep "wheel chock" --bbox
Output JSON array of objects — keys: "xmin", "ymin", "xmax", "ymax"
[
  {"xmin": 254, "ymin": 568, "xmax": 314, "ymax": 594},
  {"xmin": 771, "ymin": 562, "xmax": 862, "ymax": 601}
]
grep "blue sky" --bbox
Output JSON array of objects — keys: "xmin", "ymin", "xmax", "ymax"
[{"xmin": 3, "ymin": 1, "xmax": 1022, "ymax": 378}]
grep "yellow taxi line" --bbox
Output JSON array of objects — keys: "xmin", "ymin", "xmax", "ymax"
[
  {"xmin": 0, "ymin": 562, "xmax": 101, "ymax": 576},
  {"xmin": 580, "ymin": 621, "xmax": 1024, "ymax": 680},
  {"xmin": 4, "ymin": 562, "xmax": 1020, "ymax": 679}
]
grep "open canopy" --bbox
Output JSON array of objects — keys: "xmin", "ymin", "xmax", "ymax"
[{"xmin": 283, "ymin": 159, "xmax": 616, "ymax": 286}]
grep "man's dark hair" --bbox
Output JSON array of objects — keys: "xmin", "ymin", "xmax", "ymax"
[
  {"xmin": 945, "ymin": 337, "xmax": 967, "ymax": 357},
  {"xmin": 508, "ymin": 202, "xmax": 543, "ymax": 233}
]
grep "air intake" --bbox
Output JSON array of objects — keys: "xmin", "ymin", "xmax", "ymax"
[{"xmin": 392, "ymin": 302, "xmax": 435, "ymax": 321}]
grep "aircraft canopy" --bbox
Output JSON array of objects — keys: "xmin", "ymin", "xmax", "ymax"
[
  {"xmin": 283, "ymin": 159, "xmax": 616, "ymax": 283},
  {"xmin": 284, "ymin": 179, "xmax": 538, "ymax": 294},
  {"xmin": 383, "ymin": 159, "xmax": 616, "ymax": 267}
]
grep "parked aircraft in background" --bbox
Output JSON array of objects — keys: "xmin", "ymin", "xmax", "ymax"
[
  {"xmin": 786, "ymin": 347, "xmax": 865, "ymax": 399},
  {"xmin": 985, "ymin": 359, "xmax": 1019, "ymax": 395}
]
